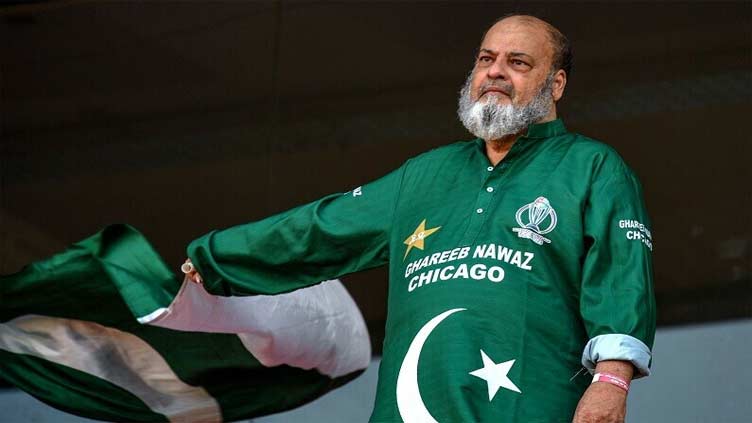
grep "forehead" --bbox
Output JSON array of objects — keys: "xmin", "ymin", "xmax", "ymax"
[{"xmin": 479, "ymin": 18, "xmax": 553, "ymax": 62}]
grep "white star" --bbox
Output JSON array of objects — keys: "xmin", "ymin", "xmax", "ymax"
[{"xmin": 469, "ymin": 349, "xmax": 522, "ymax": 400}]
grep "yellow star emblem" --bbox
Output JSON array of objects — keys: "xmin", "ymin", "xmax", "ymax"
[{"xmin": 403, "ymin": 219, "xmax": 441, "ymax": 260}]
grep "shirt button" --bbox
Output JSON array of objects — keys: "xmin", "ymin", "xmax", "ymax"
[
  {"xmin": 476, "ymin": 208, "xmax": 484, "ymax": 214},
  {"xmin": 487, "ymin": 166, "xmax": 494, "ymax": 171},
  {"xmin": 486, "ymin": 187, "xmax": 494, "ymax": 193}
]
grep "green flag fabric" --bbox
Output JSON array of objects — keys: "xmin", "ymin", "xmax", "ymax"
[{"xmin": 0, "ymin": 224, "xmax": 370, "ymax": 422}]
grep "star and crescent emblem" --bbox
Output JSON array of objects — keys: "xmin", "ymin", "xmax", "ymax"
[
  {"xmin": 403, "ymin": 219, "xmax": 441, "ymax": 260},
  {"xmin": 396, "ymin": 308, "xmax": 521, "ymax": 423}
]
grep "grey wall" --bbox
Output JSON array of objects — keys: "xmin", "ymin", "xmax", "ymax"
[{"xmin": 2, "ymin": 319, "xmax": 750, "ymax": 423}]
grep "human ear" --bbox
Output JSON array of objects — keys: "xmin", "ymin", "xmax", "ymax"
[{"xmin": 552, "ymin": 69, "xmax": 567, "ymax": 102}]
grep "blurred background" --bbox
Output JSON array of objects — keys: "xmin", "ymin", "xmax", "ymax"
[{"xmin": 1, "ymin": 1, "xmax": 750, "ymax": 422}]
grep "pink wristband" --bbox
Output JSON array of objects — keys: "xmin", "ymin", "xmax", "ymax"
[{"xmin": 591, "ymin": 372, "xmax": 630, "ymax": 392}]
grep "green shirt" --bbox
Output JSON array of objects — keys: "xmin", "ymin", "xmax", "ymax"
[{"xmin": 188, "ymin": 119, "xmax": 656, "ymax": 422}]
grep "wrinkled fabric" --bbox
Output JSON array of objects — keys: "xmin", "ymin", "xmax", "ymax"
[{"xmin": 188, "ymin": 119, "xmax": 656, "ymax": 422}]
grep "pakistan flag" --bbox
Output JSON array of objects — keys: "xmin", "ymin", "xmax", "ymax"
[{"xmin": 0, "ymin": 225, "xmax": 370, "ymax": 422}]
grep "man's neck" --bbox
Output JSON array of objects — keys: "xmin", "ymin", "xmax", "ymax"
[
  {"xmin": 484, "ymin": 134, "xmax": 518, "ymax": 166},
  {"xmin": 483, "ymin": 109, "xmax": 557, "ymax": 166}
]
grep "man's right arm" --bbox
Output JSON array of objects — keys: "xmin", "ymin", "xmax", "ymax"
[{"xmin": 186, "ymin": 165, "xmax": 406, "ymax": 297}]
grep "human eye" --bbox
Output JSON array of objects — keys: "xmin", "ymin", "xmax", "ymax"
[{"xmin": 477, "ymin": 55, "xmax": 493, "ymax": 65}]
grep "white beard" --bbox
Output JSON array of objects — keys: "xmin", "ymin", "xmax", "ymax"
[{"xmin": 457, "ymin": 73, "xmax": 554, "ymax": 141}]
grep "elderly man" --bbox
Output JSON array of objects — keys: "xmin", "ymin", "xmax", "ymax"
[{"xmin": 185, "ymin": 14, "xmax": 655, "ymax": 422}]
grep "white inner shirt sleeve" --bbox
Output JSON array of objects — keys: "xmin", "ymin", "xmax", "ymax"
[{"xmin": 581, "ymin": 334, "xmax": 652, "ymax": 378}]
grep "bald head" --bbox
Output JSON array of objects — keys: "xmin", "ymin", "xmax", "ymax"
[{"xmin": 483, "ymin": 14, "xmax": 572, "ymax": 79}]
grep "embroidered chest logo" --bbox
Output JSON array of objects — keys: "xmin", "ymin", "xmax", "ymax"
[
  {"xmin": 403, "ymin": 219, "xmax": 441, "ymax": 260},
  {"xmin": 512, "ymin": 196, "xmax": 557, "ymax": 245}
]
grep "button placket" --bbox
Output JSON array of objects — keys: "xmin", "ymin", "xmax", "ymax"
[
  {"xmin": 460, "ymin": 165, "xmax": 503, "ymax": 245},
  {"xmin": 462, "ymin": 160, "xmax": 513, "ymax": 245}
]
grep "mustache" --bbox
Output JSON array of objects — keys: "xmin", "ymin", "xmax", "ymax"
[{"xmin": 478, "ymin": 81, "xmax": 514, "ymax": 98}]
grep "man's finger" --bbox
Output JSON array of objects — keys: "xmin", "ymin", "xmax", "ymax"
[
  {"xmin": 181, "ymin": 259, "xmax": 203, "ymax": 283},
  {"xmin": 180, "ymin": 260, "xmax": 195, "ymax": 274}
]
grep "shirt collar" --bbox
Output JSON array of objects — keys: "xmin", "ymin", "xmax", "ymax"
[
  {"xmin": 472, "ymin": 118, "xmax": 568, "ymax": 149},
  {"xmin": 523, "ymin": 118, "xmax": 567, "ymax": 139}
]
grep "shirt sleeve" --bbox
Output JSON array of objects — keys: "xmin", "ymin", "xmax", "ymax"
[
  {"xmin": 579, "ymin": 152, "xmax": 657, "ymax": 378},
  {"xmin": 187, "ymin": 165, "xmax": 405, "ymax": 297}
]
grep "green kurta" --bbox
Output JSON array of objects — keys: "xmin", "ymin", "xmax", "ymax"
[{"xmin": 188, "ymin": 119, "xmax": 656, "ymax": 422}]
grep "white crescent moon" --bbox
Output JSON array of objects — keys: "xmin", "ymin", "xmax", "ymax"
[{"xmin": 396, "ymin": 308, "xmax": 466, "ymax": 423}]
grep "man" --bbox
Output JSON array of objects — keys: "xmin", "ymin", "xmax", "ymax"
[{"xmin": 185, "ymin": 14, "xmax": 655, "ymax": 422}]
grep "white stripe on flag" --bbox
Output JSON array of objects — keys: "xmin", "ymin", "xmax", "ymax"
[
  {"xmin": 0, "ymin": 315, "xmax": 222, "ymax": 423},
  {"xmin": 137, "ymin": 307, "xmax": 169, "ymax": 324},
  {"xmin": 146, "ymin": 278, "xmax": 371, "ymax": 378}
]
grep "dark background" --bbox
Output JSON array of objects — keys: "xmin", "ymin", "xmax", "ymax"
[{"xmin": 1, "ymin": 0, "xmax": 750, "ymax": 354}]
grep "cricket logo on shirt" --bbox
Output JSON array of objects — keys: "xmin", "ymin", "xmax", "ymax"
[
  {"xmin": 403, "ymin": 219, "xmax": 441, "ymax": 260},
  {"xmin": 512, "ymin": 197, "xmax": 557, "ymax": 245}
]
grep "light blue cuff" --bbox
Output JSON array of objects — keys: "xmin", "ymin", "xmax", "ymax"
[{"xmin": 581, "ymin": 334, "xmax": 652, "ymax": 378}]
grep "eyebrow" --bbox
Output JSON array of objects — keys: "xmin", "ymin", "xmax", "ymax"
[
  {"xmin": 508, "ymin": 52, "xmax": 534, "ymax": 61},
  {"xmin": 477, "ymin": 49, "xmax": 535, "ymax": 62}
]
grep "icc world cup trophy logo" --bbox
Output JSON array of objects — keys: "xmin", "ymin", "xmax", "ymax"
[{"xmin": 512, "ymin": 196, "xmax": 558, "ymax": 245}]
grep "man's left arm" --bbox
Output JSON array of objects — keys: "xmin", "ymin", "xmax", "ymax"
[
  {"xmin": 573, "ymin": 360, "xmax": 633, "ymax": 423},
  {"xmin": 573, "ymin": 153, "xmax": 657, "ymax": 423}
]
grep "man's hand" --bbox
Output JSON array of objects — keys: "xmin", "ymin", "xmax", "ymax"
[
  {"xmin": 572, "ymin": 380, "xmax": 627, "ymax": 423},
  {"xmin": 181, "ymin": 258, "xmax": 203, "ymax": 284},
  {"xmin": 572, "ymin": 360, "xmax": 633, "ymax": 423}
]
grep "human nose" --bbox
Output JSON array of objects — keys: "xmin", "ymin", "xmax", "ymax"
[{"xmin": 486, "ymin": 57, "xmax": 508, "ymax": 80}]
